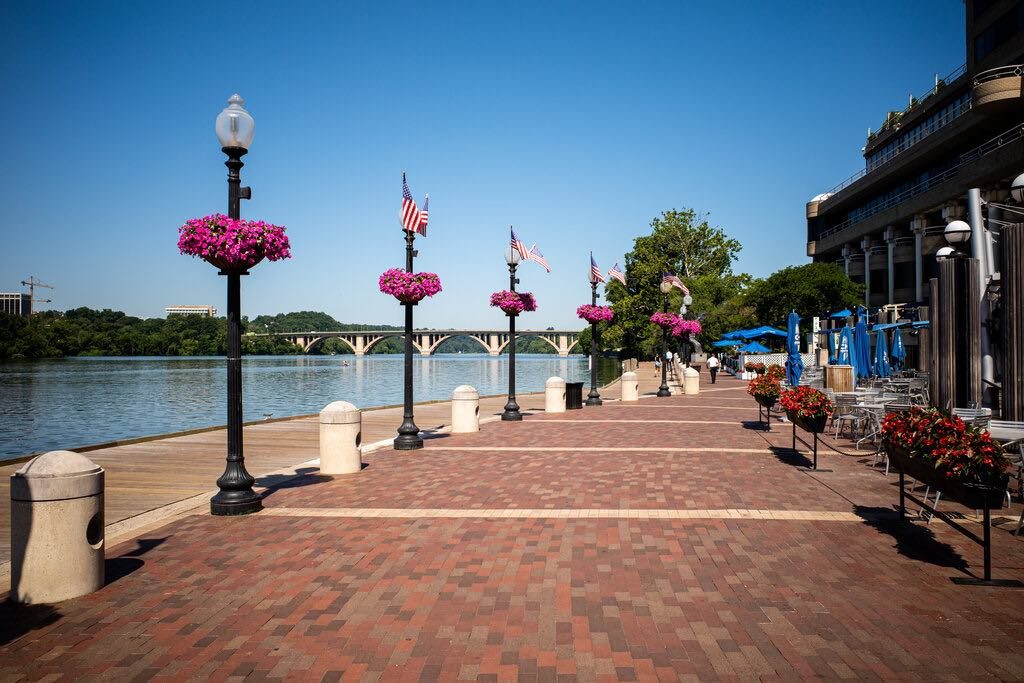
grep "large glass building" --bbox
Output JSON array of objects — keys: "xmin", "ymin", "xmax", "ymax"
[{"xmin": 806, "ymin": 0, "xmax": 1023, "ymax": 312}]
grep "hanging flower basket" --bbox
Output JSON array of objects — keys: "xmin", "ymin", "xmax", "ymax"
[
  {"xmin": 490, "ymin": 290, "xmax": 536, "ymax": 316},
  {"xmin": 881, "ymin": 408, "xmax": 1010, "ymax": 508},
  {"xmin": 672, "ymin": 318, "xmax": 702, "ymax": 337},
  {"xmin": 178, "ymin": 214, "xmax": 291, "ymax": 271},
  {"xmin": 577, "ymin": 304, "xmax": 614, "ymax": 324},
  {"xmin": 650, "ymin": 312, "xmax": 678, "ymax": 330},
  {"xmin": 379, "ymin": 268, "xmax": 443, "ymax": 304}
]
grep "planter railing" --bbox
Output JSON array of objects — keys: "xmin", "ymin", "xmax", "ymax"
[
  {"xmin": 754, "ymin": 395, "xmax": 776, "ymax": 431},
  {"xmin": 786, "ymin": 410, "xmax": 830, "ymax": 471},
  {"xmin": 887, "ymin": 445, "xmax": 1020, "ymax": 587}
]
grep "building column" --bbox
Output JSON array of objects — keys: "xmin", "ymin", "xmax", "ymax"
[
  {"xmin": 911, "ymin": 216, "xmax": 927, "ymax": 302},
  {"xmin": 861, "ymin": 237, "xmax": 872, "ymax": 306},
  {"xmin": 842, "ymin": 244, "xmax": 852, "ymax": 276},
  {"xmin": 884, "ymin": 226, "xmax": 896, "ymax": 304}
]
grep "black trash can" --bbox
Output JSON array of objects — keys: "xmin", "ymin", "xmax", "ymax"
[{"xmin": 565, "ymin": 382, "xmax": 584, "ymax": 410}]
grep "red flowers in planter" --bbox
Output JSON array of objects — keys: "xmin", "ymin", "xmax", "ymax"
[
  {"xmin": 766, "ymin": 364, "xmax": 785, "ymax": 381},
  {"xmin": 746, "ymin": 375, "xmax": 781, "ymax": 402},
  {"xmin": 880, "ymin": 408, "xmax": 1009, "ymax": 486},
  {"xmin": 779, "ymin": 386, "xmax": 834, "ymax": 421},
  {"xmin": 745, "ymin": 362, "xmax": 765, "ymax": 373}
]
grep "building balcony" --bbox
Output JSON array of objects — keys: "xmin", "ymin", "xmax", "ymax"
[{"xmin": 973, "ymin": 65, "xmax": 1024, "ymax": 111}]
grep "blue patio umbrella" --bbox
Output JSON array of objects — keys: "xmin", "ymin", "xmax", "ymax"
[
  {"xmin": 873, "ymin": 329, "xmax": 891, "ymax": 377},
  {"xmin": 827, "ymin": 329, "xmax": 838, "ymax": 364},
  {"xmin": 711, "ymin": 339, "xmax": 741, "ymax": 348},
  {"xmin": 739, "ymin": 341, "xmax": 771, "ymax": 353},
  {"xmin": 836, "ymin": 326, "xmax": 855, "ymax": 369},
  {"xmin": 830, "ymin": 308, "xmax": 853, "ymax": 319},
  {"xmin": 891, "ymin": 327, "xmax": 906, "ymax": 370},
  {"xmin": 784, "ymin": 310, "xmax": 803, "ymax": 386},
  {"xmin": 854, "ymin": 307, "xmax": 872, "ymax": 379}
]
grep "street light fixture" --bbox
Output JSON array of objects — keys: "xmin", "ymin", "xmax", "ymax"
[
  {"xmin": 944, "ymin": 219, "xmax": 972, "ymax": 244},
  {"xmin": 1011, "ymin": 172, "xmax": 1024, "ymax": 203},
  {"xmin": 657, "ymin": 280, "xmax": 672, "ymax": 397},
  {"xmin": 394, "ymin": 222, "xmax": 424, "ymax": 451},
  {"xmin": 502, "ymin": 245, "xmax": 523, "ymax": 421},
  {"xmin": 585, "ymin": 264, "xmax": 603, "ymax": 407},
  {"xmin": 210, "ymin": 94, "xmax": 261, "ymax": 516}
]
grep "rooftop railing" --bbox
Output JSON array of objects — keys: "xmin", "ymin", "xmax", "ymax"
[
  {"xmin": 816, "ymin": 120, "xmax": 1024, "ymax": 244},
  {"xmin": 973, "ymin": 64, "xmax": 1024, "ymax": 86}
]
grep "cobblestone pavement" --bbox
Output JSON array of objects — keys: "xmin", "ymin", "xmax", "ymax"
[{"xmin": 3, "ymin": 380, "xmax": 1024, "ymax": 681}]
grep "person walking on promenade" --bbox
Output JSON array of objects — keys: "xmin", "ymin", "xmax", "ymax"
[
  {"xmin": 706, "ymin": 354, "xmax": 720, "ymax": 384},
  {"xmin": 653, "ymin": 354, "xmax": 661, "ymax": 377},
  {"xmin": 665, "ymin": 350, "xmax": 674, "ymax": 378}
]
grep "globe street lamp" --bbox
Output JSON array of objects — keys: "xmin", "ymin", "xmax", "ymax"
[
  {"xmin": 657, "ymin": 280, "xmax": 672, "ymax": 397},
  {"xmin": 585, "ymin": 268, "xmax": 603, "ymax": 406},
  {"xmin": 394, "ymin": 227, "xmax": 424, "ymax": 450},
  {"xmin": 502, "ymin": 245, "xmax": 523, "ymax": 421},
  {"xmin": 211, "ymin": 94, "xmax": 261, "ymax": 516}
]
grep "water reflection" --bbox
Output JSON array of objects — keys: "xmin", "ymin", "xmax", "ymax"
[{"xmin": 0, "ymin": 354, "xmax": 617, "ymax": 459}]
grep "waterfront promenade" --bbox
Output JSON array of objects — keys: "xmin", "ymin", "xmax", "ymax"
[{"xmin": 3, "ymin": 369, "xmax": 1024, "ymax": 680}]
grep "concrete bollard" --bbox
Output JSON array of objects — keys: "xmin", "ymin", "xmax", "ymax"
[
  {"xmin": 620, "ymin": 371, "xmax": 639, "ymax": 401},
  {"xmin": 11, "ymin": 451, "xmax": 105, "ymax": 604},
  {"xmin": 545, "ymin": 376, "xmax": 566, "ymax": 413},
  {"xmin": 451, "ymin": 385, "xmax": 480, "ymax": 433},
  {"xmin": 319, "ymin": 401, "xmax": 362, "ymax": 474},
  {"xmin": 683, "ymin": 367, "xmax": 700, "ymax": 395}
]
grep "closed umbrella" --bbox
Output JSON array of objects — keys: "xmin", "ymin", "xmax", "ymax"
[
  {"xmin": 785, "ymin": 310, "xmax": 803, "ymax": 386},
  {"xmin": 827, "ymin": 330, "xmax": 838, "ymax": 364},
  {"xmin": 836, "ymin": 326, "xmax": 855, "ymax": 368},
  {"xmin": 873, "ymin": 330, "xmax": 891, "ymax": 377},
  {"xmin": 891, "ymin": 327, "xmax": 906, "ymax": 370},
  {"xmin": 854, "ymin": 307, "xmax": 871, "ymax": 379}
]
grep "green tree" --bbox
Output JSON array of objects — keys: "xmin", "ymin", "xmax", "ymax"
[
  {"xmin": 604, "ymin": 208, "xmax": 742, "ymax": 358},
  {"xmin": 743, "ymin": 263, "xmax": 863, "ymax": 328}
]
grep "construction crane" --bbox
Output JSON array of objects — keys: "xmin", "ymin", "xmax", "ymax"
[{"xmin": 20, "ymin": 276, "xmax": 53, "ymax": 313}]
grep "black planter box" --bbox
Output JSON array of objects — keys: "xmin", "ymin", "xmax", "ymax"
[{"xmin": 887, "ymin": 446, "xmax": 1008, "ymax": 509}]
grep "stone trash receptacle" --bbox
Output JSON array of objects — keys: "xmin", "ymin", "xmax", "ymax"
[
  {"xmin": 545, "ymin": 376, "xmax": 566, "ymax": 413},
  {"xmin": 11, "ymin": 450, "xmax": 105, "ymax": 604},
  {"xmin": 319, "ymin": 401, "xmax": 362, "ymax": 474},
  {"xmin": 451, "ymin": 385, "xmax": 480, "ymax": 433},
  {"xmin": 683, "ymin": 367, "xmax": 700, "ymax": 395},
  {"xmin": 620, "ymin": 371, "xmax": 639, "ymax": 402}
]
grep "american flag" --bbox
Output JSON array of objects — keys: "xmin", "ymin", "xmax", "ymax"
[
  {"xmin": 662, "ymin": 272, "xmax": 689, "ymax": 295},
  {"xmin": 590, "ymin": 253, "xmax": 606, "ymax": 283},
  {"xmin": 417, "ymin": 194, "xmax": 429, "ymax": 236},
  {"xmin": 400, "ymin": 173, "xmax": 421, "ymax": 233},
  {"xmin": 608, "ymin": 262, "xmax": 626, "ymax": 285},
  {"xmin": 511, "ymin": 227, "xmax": 529, "ymax": 260},
  {"xmin": 527, "ymin": 244, "xmax": 550, "ymax": 272}
]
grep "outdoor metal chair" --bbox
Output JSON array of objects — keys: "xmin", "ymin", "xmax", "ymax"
[
  {"xmin": 987, "ymin": 419, "xmax": 1024, "ymax": 535},
  {"xmin": 832, "ymin": 394, "xmax": 865, "ymax": 440},
  {"xmin": 953, "ymin": 407, "xmax": 992, "ymax": 430}
]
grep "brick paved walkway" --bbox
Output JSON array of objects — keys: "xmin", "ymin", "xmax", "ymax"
[{"xmin": 3, "ymin": 376, "xmax": 1024, "ymax": 681}]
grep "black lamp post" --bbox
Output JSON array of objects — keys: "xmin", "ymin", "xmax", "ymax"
[
  {"xmin": 585, "ymin": 274, "xmax": 602, "ymax": 406},
  {"xmin": 502, "ymin": 245, "xmax": 523, "ymax": 421},
  {"xmin": 211, "ymin": 94, "xmax": 261, "ymax": 516},
  {"xmin": 394, "ymin": 229, "xmax": 424, "ymax": 450},
  {"xmin": 657, "ymin": 280, "xmax": 672, "ymax": 397}
]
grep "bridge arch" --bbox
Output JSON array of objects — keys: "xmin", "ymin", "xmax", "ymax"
[
  {"xmin": 428, "ymin": 333, "xmax": 492, "ymax": 355},
  {"xmin": 303, "ymin": 335, "xmax": 356, "ymax": 354},
  {"xmin": 361, "ymin": 333, "xmax": 406, "ymax": 355},
  {"xmin": 496, "ymin": 333, "xmax": 561, "ymax": 355}
]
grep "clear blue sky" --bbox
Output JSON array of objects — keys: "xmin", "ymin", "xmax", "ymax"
[{"xmin": 1, "ymin": 1, "xmax": 965, "ymax": 329}]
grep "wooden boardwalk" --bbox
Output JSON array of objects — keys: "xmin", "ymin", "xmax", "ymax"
[{"xmin": 0, "ymin": 366, "xmax": 679, "ymax": 567}]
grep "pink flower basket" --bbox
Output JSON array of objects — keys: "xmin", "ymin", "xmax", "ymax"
[
  {"xmin": 490, "ymin": 290, "xmax": 537, "ymax": 316},
  {"xmin": 650, "ymin": 312, "xmax": 702, "ymax": 337},
  {"xmin": 577, "ymin": 305, "xmax": 614, "ymax": 324},
  {"xmin": 178, "ymin": 214, "xmax": 291, "ymax": 271},
  {"xmin": 379, "ymin": 268, "xmax": 443, "ymax": 304}
]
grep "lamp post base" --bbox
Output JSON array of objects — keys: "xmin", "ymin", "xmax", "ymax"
[
  {"xmin": 585, "ymin": 394, "xmax": 603, "ymax": 406},
  {"xmin": 501, "ymin": 399, "xmax": 522, "ymax": 421},
  {"xmin": 394, "ymin": 421, "xmax": 423, "ymax": 450},
  {"xmin": 210, "ymin": 489, "xmax": 263, "ymax": 516},
  {"xmin": 657, "ymin": 386, "xmax": 671, "ymax": 397}
]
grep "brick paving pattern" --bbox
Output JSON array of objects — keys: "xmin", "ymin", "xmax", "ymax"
[{"xmin": 2, "ymin": 376, "xmax": 1024, "ymax": 680}]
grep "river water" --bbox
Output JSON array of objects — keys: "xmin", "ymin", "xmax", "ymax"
[{"xmin": 0, "ymin": 354, "xmax": 620, "ymax": 460}]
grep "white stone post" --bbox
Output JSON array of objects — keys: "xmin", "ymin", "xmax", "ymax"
[
  {"xmin": 683, "ymin": 367, "xmax": 700, "ymax": 395},
  {"xmin": 620, "ymin": 371, "xmax": 639, "ymax": 402},
  {"xmin": 451, "ymin": 385, "xmax": 480, "ymax": 433},
  {"xmin": 319, "ymin": 401, "xmax": 362, "ymax": 474},
  {"xmin": 545, "ymin": 376, "xmax": 566, "ymax": 413},
  {"xmin": 10, "ymin": 451, "xmax": 105, "ymax": 604}
]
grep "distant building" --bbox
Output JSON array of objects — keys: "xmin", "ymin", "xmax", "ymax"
[
  {"xmin": 166, "ymin": 305, "xmax": 217, "ymax": 317},
  {"xmin": 0, "ymin": 293, "xmax": 32, "ymax": 317},
  {"xmin": 806, "ymin": 0, "xmax": 1023, "ymax": 310}
]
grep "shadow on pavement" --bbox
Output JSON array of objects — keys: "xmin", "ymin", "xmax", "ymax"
[
  {"xmin": 854, "ymin": 505, "xmax": 969, "ymax": 573},
  {"xmin": 0, "ymin": 602, "xmax": 61, "ymax": 646},
  {"xmin": 769, "ymin": 445, "xmax": 813, "ymax": 468},
  {"xmin": 741, "ymin": 420, "xmax": 769, "ymax": 431}
]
